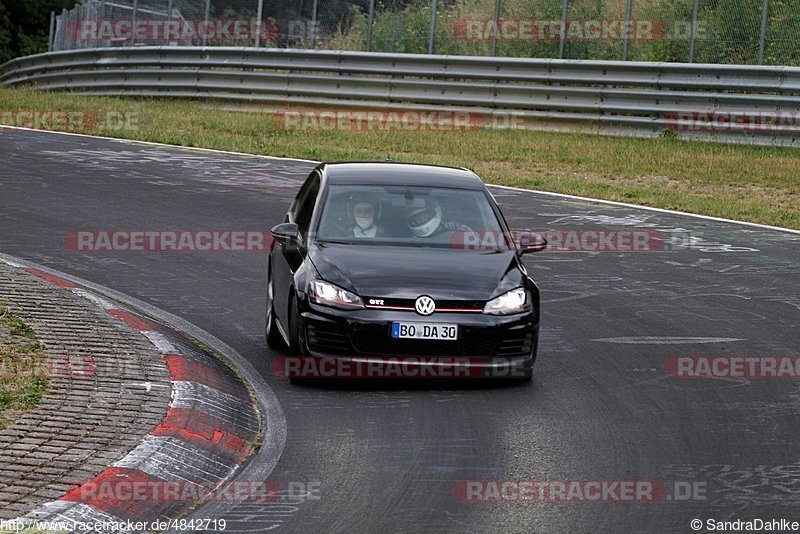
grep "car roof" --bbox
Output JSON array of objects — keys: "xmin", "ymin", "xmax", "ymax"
[{"xmin": 320, "ymin": 162, "xmax": 485, "ymax": 190}]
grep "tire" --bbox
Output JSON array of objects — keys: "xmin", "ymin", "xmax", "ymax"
[
  {"xmin": 287, "ymin": 296, "xmax": 310, "ymax": 385},
  {"xmin": 265, "ymin": 265, "xmax": 285, "ymax": 350},
  {"xmin": 287, "ymin": 294, "xmax": 305, "ymax": 356}
]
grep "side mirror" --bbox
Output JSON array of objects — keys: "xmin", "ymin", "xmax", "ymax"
[
  {"xmin": 271, "ymin": 223, "xmax": 300, "ymax": 246},
  {"xmin": 519, "ymin": 233, "xmax": 547, "ymax": 254}
]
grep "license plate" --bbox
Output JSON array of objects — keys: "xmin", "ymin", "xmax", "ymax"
[{"xmin": 391, "ymin": 322, "xmax": 459, "ymax": 340}]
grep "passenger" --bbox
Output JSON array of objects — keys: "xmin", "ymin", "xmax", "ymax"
[{"xmin": 349, "ymin": 195, "xmax": 384, "ymax": 238}]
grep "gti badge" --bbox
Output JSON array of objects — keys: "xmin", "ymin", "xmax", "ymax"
[{"xmin": 415, "ymin": 295, "xmax": 435, "ymax": 316}]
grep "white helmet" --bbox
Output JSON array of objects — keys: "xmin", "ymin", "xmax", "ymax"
[{"xmin": 406, "ymin": 199, "xmax": 442, "ymax": 237}]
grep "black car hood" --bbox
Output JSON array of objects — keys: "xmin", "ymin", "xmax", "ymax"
[{"xmin": 309, "ymin": 243, "xmax": 523, "ymax": 300}]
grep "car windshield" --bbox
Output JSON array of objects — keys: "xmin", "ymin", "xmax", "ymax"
[{"xmin": 315, "ymin": 184, "xmax": 510, "ymax": 249}]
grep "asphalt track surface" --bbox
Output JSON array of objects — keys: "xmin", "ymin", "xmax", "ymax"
[{"xmin": 1, "ymin": 128, "xmax": 799, "ymax": 533}]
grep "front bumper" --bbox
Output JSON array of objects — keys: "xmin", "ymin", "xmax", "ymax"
[{"xmin": 295, "ymin": 302, "xmax": 538, "ymax": 379}]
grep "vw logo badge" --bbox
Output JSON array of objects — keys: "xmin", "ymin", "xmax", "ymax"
[{"xmin": 415, "ymin": 295, "xmax": 436, "ymax": 316}]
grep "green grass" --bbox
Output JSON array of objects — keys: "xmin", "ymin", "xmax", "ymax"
[
  {"xmin": 1, "ymin": 87, "xmax": 799, "ymax": 229},
  {"xmin": 0, "ymin": 303, "xmax": 47, "ymax": 430}
]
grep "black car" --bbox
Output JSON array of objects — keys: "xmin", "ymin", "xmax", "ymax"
[{"xmin": 266, "ymin": 162, "xmax": 545, "ymax": 380}]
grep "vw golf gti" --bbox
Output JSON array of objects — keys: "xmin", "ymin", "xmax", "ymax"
[{"xmin": 266, "ymin": 162, "xmax": 545, "ymax": 380}]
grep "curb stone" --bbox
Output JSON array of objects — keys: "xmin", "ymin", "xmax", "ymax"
[{"xmin": 0, "ymin": 259, "xmax": 262, "ymax": 533}]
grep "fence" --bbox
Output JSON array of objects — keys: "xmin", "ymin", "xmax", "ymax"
[
  {"xmin": 48, "ymin": 0, "xmax": 800, "ymax": 66},
  {"xmin": 3, "ymin": 47, "xmax": 800, "ymax": 146}
]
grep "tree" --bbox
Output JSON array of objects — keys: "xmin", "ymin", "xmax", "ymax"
[{"xmin": 0, "ymin": 0, "xmax": 77, "ymax": 64}]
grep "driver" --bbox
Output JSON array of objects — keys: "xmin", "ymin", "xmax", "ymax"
[
  {"xmin": 406, "ymin": 198, "xmax": 471, "ymax": 238},
  {"xmin": 349, "ymin": 195, "xmax": 383, "ymax": 238}
]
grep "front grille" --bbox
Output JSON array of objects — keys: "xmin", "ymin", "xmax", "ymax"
[
  {"xmin": 437, "ymin": 300, "xmax": 485, "ymax": 311},
  {"xmin": 349, "ymin": 325, "xmax": 499, "ymax": 357},
  {"xmin": 364, "ymin": 297, "xmax": 484, "ymax": 312},
  {"xmin": 306, "ymin": 321, "xmax": 350, "ymax": 355}
]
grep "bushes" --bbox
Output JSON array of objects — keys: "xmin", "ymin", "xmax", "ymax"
[
  {"xmin": 0, "ymin": 0, "xmax": 75, "ymax": 64},
  {"xmin": 4, "ymin": 0, "xmax": 798, "ymax": 65},
  {"xmin": 317, "ymin": 0, "xmax": 800, "ymax": 65}
]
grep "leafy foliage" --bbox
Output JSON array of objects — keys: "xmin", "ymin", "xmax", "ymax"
[
  {"xmin": 0, "ymin": 0, "xmax": 75, "ymax": 64},
  {"xmin": 1, "ymin": 0, "xmax": 798, "ymax": 65}
]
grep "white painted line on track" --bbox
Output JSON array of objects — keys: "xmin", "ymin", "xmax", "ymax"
[
  {"xmin": 0, "ymin": 124, "xmax": 319, "ymax": 163},
  {"xmin": 2, "ymin": 125, "xmax": 798, "ymax": 235},
  {"xmin": 489, "ymin": 184, "xmax": 800, "ymax": 236},
  {"xmin": 592, "ymin": 336, "xmax": 747, "ymax": 344}
]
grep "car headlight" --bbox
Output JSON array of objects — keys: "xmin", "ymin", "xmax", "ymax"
[
  {"xmin": 483, "ymin": 288, "xmax": 530, "ymax": 315},
  {"xmin": 309, "ymin": 280, "xmax": 364, "ymax": 310}
]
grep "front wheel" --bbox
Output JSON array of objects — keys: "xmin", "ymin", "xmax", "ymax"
[
  {"xmin": 287, "ymin": 296, "xmax": 310, "ymax": 385},
  {"xmin": 287, "ymin": 295, "xmax": 306, "ymax": 356},
  {"xmin": 265, "ymin": 267, "xmax": 285, "ymax": 349}
]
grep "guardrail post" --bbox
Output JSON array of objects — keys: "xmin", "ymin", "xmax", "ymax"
[
  {"xmin": 311, "ymin": 0, "xmax": 319, "ymax": 48},
  {"xmin": 58, "ymin": 9, "xmax": 67, "ymax": 51},
  {"xmin": 48, "ymin": 11, "xmax": 55, "ymax": 52},
  {"xmin": 74, "ymin": 1, "xmax": 80, "ymax": 49},
  {"xmin": 99, "ymin": 0, "xmax": 106, "ymax": 46},
  {"xmin": 81, "ymin": 0, "xmax": 89, "ymax": 49},
  {"xmin": 758, "ymin": 0, "xmax": 769, "ymax": 65},
  {"xmin": 75, "ymin": 5, "xmax": 81, "ymax": 50},
  {"xmin": 203, "ymin": 0, "xmax": 211, "ymax": 46},
  {"xmin": 558, "ymin": 0, "xmax": 568, "ymax": 59},
  {"xmin": 428, "ymin": 0, "xmax": 438, "ymax": 54},
  {"xmin": 622, "ymin": 0, "xmax": 633, "ymax": 60},
  {"xmin": 366, "ymin": 0, "xmax": 375, "ymax": 51},
  {"xmin": 491, "ymin": 0, "xmax": 501, "ymax": 57},
  {"xmin": 166, "ymin": 0, "xmax": 174, "ymax": 45},
  {"xmin": 131, "ymin": 0, "xmax": 138, "ymax": 46},
  {"xmin": 255, "ymin": 0, "xmax": 264, "ymax": 47},
  {"xmin": 688, "ymin": 0, "xmax": 699, "ymax": 62}
]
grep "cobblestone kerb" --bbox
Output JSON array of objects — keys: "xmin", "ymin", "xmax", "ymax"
[{"xmin": 0, "ymin": 260, "xmax": 261, "ymax": 532}]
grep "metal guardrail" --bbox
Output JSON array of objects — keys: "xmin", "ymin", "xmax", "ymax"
[{"xmin": 2, "ymin": 47, "xmax": 800, "ymax": 145}]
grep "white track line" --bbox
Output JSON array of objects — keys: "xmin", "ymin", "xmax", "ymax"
[
  {"xmin": 2, "ymin": 125, "xmax": 798, "ymax": 235},
  {"xmin": 489, "ymin": 184, "xmax": 800, "ymax": 236},
  {"xmin": 0, "ymin": 124, "xmax": 318, "ymax": 163}
]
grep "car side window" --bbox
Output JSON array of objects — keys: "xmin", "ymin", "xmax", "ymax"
[
  {"xmin": 292, "ymin": 172, "xmax": 320, "ymax": 239},
  {"xmin": 288, "ymin": 172, "xmax": 312, "ymax": 222}
]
